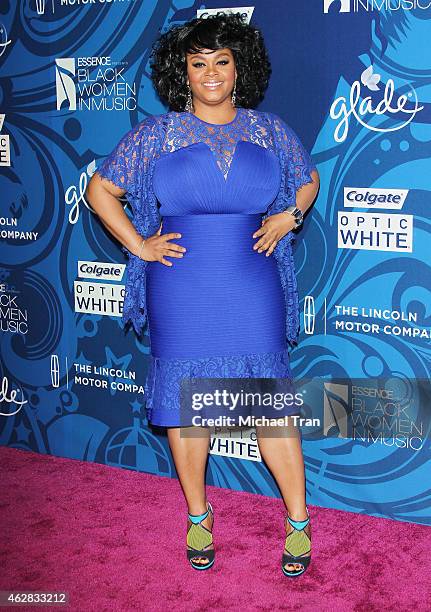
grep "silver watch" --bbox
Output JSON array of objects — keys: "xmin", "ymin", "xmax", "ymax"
[{"xmin": 284, "ymin": 205, "xmax": 304, "ymax": 227}]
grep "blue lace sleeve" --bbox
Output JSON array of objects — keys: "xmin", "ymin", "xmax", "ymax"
[
  {"xmin": 271, "ymin": 114, "xmax": 317, "ymax": 209},
  {"xmin": 264, "ymin": 113, "xmax": 317, "ymax": 348},
  {"xmin": 95, "ymin": 116, "xmax": 162, "ymax": 337},
  {"xmin": 97, "ymin": 122, "xmax": 146, "ymax": 197}
]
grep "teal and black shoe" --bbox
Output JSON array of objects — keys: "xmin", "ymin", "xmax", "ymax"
[
  {"xmin": 282, "ymin": 506, "xmax": 311, "ymax": 577},
  {"xmin": 187, "ymin": 501, "xmax": 215, "ymax": 570}
]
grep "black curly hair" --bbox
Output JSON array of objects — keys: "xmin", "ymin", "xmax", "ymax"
[{"xmin": 150, "ymin": 13, "xmax": 271, "ymax": 112}]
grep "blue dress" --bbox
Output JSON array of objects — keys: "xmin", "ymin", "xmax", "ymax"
[{"xmin": 143, "ymin": 107, "xmax": 300, "ymax": 427}]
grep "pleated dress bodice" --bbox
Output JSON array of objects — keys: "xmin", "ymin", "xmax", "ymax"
[{"xmin": 153, "ymin": 135, "xmax": 281, "ymax": 216}]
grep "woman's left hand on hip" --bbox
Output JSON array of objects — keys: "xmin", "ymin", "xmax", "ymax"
[{"xmin": 252, "ymin": 212, "xmax": 297, "ymax": 257}]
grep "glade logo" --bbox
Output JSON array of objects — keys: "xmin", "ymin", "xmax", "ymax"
[
  {"xmin": 0, "ymin": 376, "xmax": 27, "ymax": 416},
  {"xmin": 0, "ymin": 24, "xmax": 12, "ymax": 59},
  {"xmin": 66, "ymin": 160, "xmax": 96, "ymax": 224},
  {"xmin": 196, "ymin": 7, "xmax": 255, "ymax": 23},
  {"xmin": 66, "ymin": 160, "xmax": 129, "ymax": 225},
  {"xmin": 324, "ymin": 0, "xmax": 431, "ymax": 13},
  {"xmin": 330, "ymin": 65, "xmax": 423, "ymax": 143}
]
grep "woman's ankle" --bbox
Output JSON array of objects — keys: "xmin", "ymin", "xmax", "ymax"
[
  {"xmin": 286, "ymin": 505, "xmax": 309, "ymax": 522},
  {"xmin": 187, "ymin": 499, "xmax": 209, "ymax": 516}
]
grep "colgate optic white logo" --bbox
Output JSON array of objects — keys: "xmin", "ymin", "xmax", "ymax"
[{"xmin": 330, "ymin": 65, "xmax": 423, "ymax": 143}]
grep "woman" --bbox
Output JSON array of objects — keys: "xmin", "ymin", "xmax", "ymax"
[{"xmin": 86, "ymin": 13, "xmax": 319, "ymax": 576}]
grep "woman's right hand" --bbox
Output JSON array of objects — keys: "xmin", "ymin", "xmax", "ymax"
[{"xmin": 136, "ymin": 224, "xmax": 186, "ymax": 266}]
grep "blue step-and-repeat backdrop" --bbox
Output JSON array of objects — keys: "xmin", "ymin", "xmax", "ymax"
[{"xmin": 1, "ymin": 1, "xmax": 430, "ymax": 525}]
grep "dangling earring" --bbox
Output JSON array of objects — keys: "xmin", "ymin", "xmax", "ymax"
[
  {"xmin": 231, "ymin": 78, "xmax": 237, "ymax": 107},
  {"xmin": 185, "ymin": 83, "xmax": 193, "ymax": 113}
]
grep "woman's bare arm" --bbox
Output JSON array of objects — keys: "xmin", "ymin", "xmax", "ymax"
[{"xmin": 85, "ymin": 173, "xmax": 144, "ymax": 256}]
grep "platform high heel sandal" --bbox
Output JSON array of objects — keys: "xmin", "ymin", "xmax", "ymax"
[
  {"xmin": 282, "ymin": 506, "xmax": 311, "ymax": 577},
  {"xmin": 186, "ymin": 501, "xmax": 215, "ymax": 570}
]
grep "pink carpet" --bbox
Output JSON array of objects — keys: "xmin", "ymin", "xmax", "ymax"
[{"xmin": 1, "ymin": 446, "xmax": 430, "ymax": 611}]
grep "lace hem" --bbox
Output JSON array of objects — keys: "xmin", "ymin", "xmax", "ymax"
[{"xmin": 144, "ymin": 347, "xmax": 293, "ymax": 426}]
